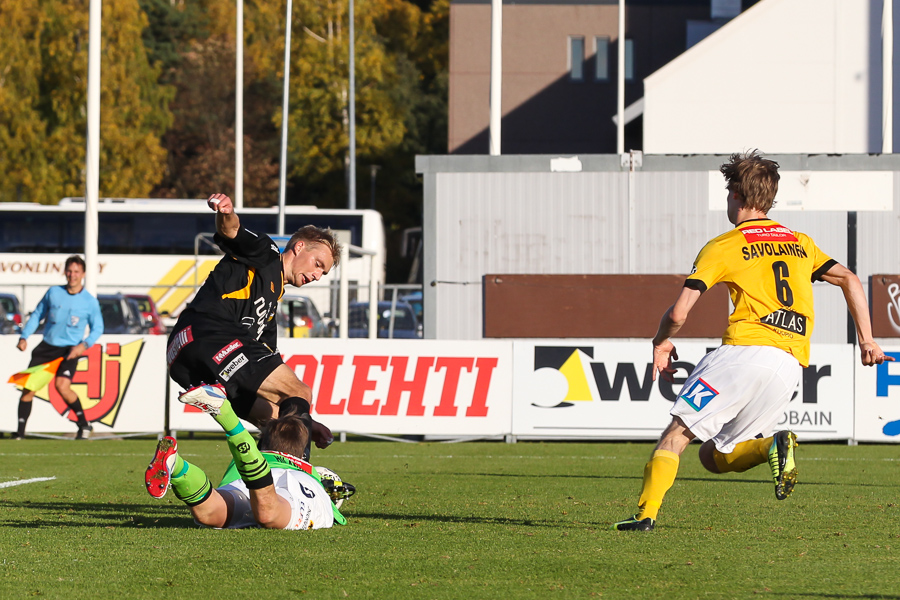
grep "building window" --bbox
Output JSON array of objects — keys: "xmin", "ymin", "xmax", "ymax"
[
  {"xmin": 625, "ymin": 39, "xmax": 635, "ymax": 81},
  {"xmin": 594, "ymin": 36, "xmax": 610, "ymax": 81},
  {"xmin": 569, "ymin": 36, "xmax": 585, "ymax": 81}
]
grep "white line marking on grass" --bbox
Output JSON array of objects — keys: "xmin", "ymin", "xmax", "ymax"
[
  {"xmin": 0, "ymin": 453, "xmax": 205, "ymax": 458},
  {"xmin": 326, "ymin": 454, "xmax": 900, "ymax": 462},
  {"xmin": 0, "ymin": 477, "xmax": 56, "ymax": 489},
  {"xmin": 326, "ymin": 454, "xmax": 631, "ymax": 460}
]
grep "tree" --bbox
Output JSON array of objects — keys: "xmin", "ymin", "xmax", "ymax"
[
  {"xmin": 0, "ymin": 0, "xmax": 50, "ymax": 202},
  {"xmin": 0, "ymin": 0, "xmax": 172, "ymax": 204}
]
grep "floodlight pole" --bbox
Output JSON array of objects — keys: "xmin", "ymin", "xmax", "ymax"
[
  {"xmin": 883, "ymin": 0, "xmax": 893, "ymax": 153},
  {"xmin": 84, "ymin": 0, "xmax": 101, "ymax": 297},
  {"xmin": 277, "ymin": 0, "xmax": 293, "ymax": 236},
  {"xmin": 616, "ymin": 0, "xmax": 625, "ymax": 154},
  {"xmin": 236, "ymin": 0, "xmax": 244, "ymax": 209},
  {"xmin": 348, "ymin": 0, "xmax": 357, "ymax": 209},
  {"xmin": 489, "ymin": 0, "xmax": 502, "ymax": 155}
]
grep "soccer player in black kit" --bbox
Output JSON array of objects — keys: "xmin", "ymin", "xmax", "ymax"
[{"xmin": 166, "ymin": 193, "xmax": 341, "ymax": 454}]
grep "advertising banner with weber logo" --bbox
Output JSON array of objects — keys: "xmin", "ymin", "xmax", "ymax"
[
  {"xmin": 853, "ymin": 346, "xmax": 900, "ymax": 442},
  {"xmin": 169, "ymin": 338, "xmax": 513, "ymax": 436},
  {"xmin": 511, "ymin": 341, "xmax": 853, "ymax": 441},
  {"xmin": 0, "ymin": 336, "xmax": 166, "ymax": 435}
]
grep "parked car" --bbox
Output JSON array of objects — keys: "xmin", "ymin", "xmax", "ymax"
[
  {"xmin": 345, "ymin": 301, "xmax": 422, "ymax": 339},
  {"xmin": 0, "ymin": 302, "xmax": 16, "ymax": 334},
  {"xmin": 126, "ymin": 294, "xmax": 167, "ymax": 335},
  {"xmin": 0, "ymin": 292, "xmax": 23, "ymax": 334},
  {"xmin": 399, "ymin": 291, "xmax": 423, "ymax": 324},
  {"xmin": 277, "ymin": 295, "xmax": 331, "ymax": 338},
  {"xmin": 98, "ymin": 294, "xmax": 148, "ymax": 335}
]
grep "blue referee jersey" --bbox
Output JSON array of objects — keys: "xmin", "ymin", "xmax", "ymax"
[{"xmin": 19, "ymin": 286, "xmax": 104, "ymax": 348}]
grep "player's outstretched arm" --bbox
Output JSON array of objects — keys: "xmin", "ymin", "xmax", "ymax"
[
  {"xmin": 208, "ymin": 193, "xmax": 240, "ymax": 239},
  {"xmin": 819, "ymin": 263, "xmax": 895, "ymax": 366},
  {"xmin": 651, "ymin": 287, "xmax": 701, "ymax": 381}
]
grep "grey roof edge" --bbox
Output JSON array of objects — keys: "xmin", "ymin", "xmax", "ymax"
[{"xmin": 415, "ymin": 153, "xmax": 900, "ymax": 173}]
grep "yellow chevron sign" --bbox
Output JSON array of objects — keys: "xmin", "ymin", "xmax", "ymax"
[{"xmin": 149, "ymin": 259, "xmax": 219, "ymax": 316}]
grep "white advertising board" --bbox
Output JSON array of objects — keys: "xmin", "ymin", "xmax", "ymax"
[
  {"xmin": 512, "ymin": 341, "xmax": 854, "ymax": 441},
  {"xmin": 169, "ymin": 338, "xmax": 513, "ymax": 437},
  {"xmin": 0, "ymin": 335, "xmax": 166, "ymax": 436},
  {"xmin": 853, "ymin": 347, "xmax": 900, "ymax": 442}
]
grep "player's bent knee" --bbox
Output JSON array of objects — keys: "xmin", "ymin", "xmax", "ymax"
[
  {"xmin": 190, "ymin": 491, "xmax": 230, "ymax": 528},
  {"xmin": 698, "ymin": 441, "xmax": 721, "ymax": 474},
  {"xmin": 258, "ymin": 364, "xmax": 312, "ymax": 403}
]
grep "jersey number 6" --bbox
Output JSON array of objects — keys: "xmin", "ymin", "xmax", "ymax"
[{"xmin": 772, "ymin": 261, "xmax": 794, "ymax": 306}]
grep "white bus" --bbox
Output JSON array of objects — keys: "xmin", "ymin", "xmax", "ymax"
[{"xmin": 0, "ymin": 199, "xmax": 386, "ymax": 325}]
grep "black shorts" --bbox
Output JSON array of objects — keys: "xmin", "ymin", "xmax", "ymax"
[
  {"xmin": 166, "ymin": 315, "xmax": 283, "ymax": 418},
  {"xmin": 29, "ymin": 341, "xmax": 79, "ymax": 380}
]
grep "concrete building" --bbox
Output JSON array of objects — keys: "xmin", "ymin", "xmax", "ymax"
[
  {"xmin": 644, "ymin": 0, "xmax": 898, "ymax": 154},
  {"xmin": 449, "ymin": 0, "xmax": 761, "ymax": 154},
  {"xmin": 449, "ymin": 0, "xmax": 897, "ymax": 155}
]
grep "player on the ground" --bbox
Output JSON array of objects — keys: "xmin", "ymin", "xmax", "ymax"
[
  {"xmin": 613, "ymin": 150, "xmax": 894, "ymax": 532},
  {"xmin": 14, "ymin": 255, "xmax": 104, "ymax": 439},
  {"xmin": 166, "ymin": 193, "xmax": 341, "ymax": 457},
  {"xmin": 145, "ymin": 394, "xmax": 354, "ymax": 529}
]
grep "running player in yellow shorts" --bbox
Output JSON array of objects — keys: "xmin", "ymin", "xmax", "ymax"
[{"xmin": 613, "ymin": 150, "xmax": 894, "ymax": 531}]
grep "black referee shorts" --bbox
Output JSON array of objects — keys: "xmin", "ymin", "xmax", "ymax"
[{"xmin": 28, "ymin": 340, "xmax": 79, "ymax": 381}]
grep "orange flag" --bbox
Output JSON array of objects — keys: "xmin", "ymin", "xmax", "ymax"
[{"xmin": 8, "ymin": 358, "xmax": 63, "ymax": 392}]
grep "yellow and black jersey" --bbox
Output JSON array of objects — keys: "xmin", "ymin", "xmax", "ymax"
[
  {"xmin": 685, "ymin": 218, "xmax": 837, "ymax": 367},
  {"xmin": 182, "ymin": 226, "xmax": 284, "ymax": 349}
]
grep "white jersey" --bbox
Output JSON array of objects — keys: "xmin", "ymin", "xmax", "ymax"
[{"xmin": 217, "ymin": 468, "xmax": 336, "ymax": 530}]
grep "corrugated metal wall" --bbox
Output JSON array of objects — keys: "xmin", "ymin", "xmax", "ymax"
[{"xmin": 418, "ymin": 155, "xmax": 900, "ymax": 342}]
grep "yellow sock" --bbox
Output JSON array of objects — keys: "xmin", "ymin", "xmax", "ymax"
[
  {"xmin": 636, "ymin": 449, "xmax": 680, "ymax": 521},
  {"xmin": 712, "ymin": 437, "xmax": 771, "ymax": 473}
]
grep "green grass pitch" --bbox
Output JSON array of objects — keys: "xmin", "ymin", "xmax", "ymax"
[{"xmin": 0, "ymin": 437, "xmax": 897, "ymax": 599}]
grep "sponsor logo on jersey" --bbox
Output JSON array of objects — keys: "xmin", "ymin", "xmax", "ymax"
[
  {"xmin": 212, "ymin": 339, "xmax": 243, "ymax": 364},
  {"xmin": 760, "ymin": 308, "xmax": 808, "ymax": 336},
  {"xmin": 68, "ymin": 315, "xmax": 80, "ymax": 327},
  {"xmin": 252, "ymin": 297, "xmax": 275, "ymax": 340},
  {"xmin": 679, "ymin": 377, "xmax": 718, "ymax": 411},
  {"xmin": 166, "ymin": 326, "xmax": 194, "ymax": 367},
  {"xmin": 219, "ymin": 354, "xmax": 248, "ymax": 381},
  {"xmin": 740, "ymin": 225, "xmax": 798, "ymax": 243}
]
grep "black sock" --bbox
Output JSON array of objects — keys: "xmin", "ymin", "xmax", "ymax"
[
  {"xmin": 68, "ymin": 399, "xmax": 87, "ymax": 426},
  {"xmin": 17, "ymin": 401, "xmax": 32, "ymax": 436}
]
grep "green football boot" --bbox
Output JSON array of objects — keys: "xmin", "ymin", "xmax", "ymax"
[
  {"xmin": 612, "ymin": 515, "xmax": 655, "ymax": 531},
  {"xmin": 768, "ymin": 430, "xmax": 798, "ymax": 500}
]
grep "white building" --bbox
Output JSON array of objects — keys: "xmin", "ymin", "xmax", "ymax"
[{"xmin": 643, "ymin": 0, "xmax": 897, "ymax": 154}]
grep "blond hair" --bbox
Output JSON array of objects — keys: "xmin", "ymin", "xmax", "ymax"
[{"xmin": 287, "ymin": 225, "xmax": 342, "ymax": 268}]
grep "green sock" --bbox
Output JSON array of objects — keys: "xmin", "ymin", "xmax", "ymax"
[
  {"xmin": 225, "ymin": 422, "xmax": 273, "ymax": 490},
  {"xmin": 170, "ymin": 458, "xmax": 212, "ymax": 506},
  {"xmin": 212, "ymin": 398, "xmax": 242, "ymax": 432}
]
